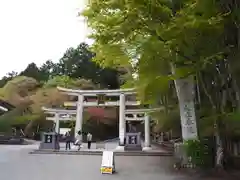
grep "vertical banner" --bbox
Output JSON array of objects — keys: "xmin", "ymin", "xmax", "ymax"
[
  {"xmin": 174, "ymin": 76, "xmax": 198, "ymax": 141},
  {"xmin": 182, "ymin": 101, "xmax": 198, "ymax": 140}
]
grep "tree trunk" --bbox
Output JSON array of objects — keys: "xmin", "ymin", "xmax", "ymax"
[{"xmin": 232, "ymin": 77, "xmax": 240, "ymax": 110}]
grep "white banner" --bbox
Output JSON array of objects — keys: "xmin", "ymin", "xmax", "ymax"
[
  {"xmin": 174, "ymin": 76, "xmax": 198, "ymax": 141},
  {"xmin": 181, "ymin": 101, "xmax": 198, "ymax": 140}
]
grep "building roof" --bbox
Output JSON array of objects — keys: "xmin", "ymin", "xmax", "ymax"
[{"xmin": 0, "ymin": 99, "xmax": 15, "ymax": 115}]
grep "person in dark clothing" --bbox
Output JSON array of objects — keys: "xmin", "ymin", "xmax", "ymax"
[{"xmin": 65, "ymin": 131, "xmax": 71, "ymax": 150}]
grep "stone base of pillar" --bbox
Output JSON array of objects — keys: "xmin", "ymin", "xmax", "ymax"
[
  {"xmin": 115, "ymin": 145, "xmax": 125, "ymax": 151},
  {"xmin": 142, "ymin": 146, "xmax": 152, "ymax": 151}
]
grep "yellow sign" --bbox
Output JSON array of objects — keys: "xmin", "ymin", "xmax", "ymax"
[
  {"xmin": 100, "ymin": 167, "xmax": 113, "ymax": 174},
  {"xmin": 101, "ymin": 151, "xmax": 115, "ymax": 174}
]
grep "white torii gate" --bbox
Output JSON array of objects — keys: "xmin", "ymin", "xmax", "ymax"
[
  {"xmin": 42, "ymin": 107, "xmax": 76, "ymax": 134},
  {"xmin": 42, "ymin": 107, "xmax": 161, "ymax": 150},
  {"xmin": 57, "ymin": 86, "xmax": 139, "ymax": 147},
  {"xmin": 125, "ymin": 108, "xmax": 161, "ymax": 150}
]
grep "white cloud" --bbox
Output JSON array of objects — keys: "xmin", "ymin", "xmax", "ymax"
[{"xmin": 0, "ymin": 0, "xmax": 89, "ymax": 77}]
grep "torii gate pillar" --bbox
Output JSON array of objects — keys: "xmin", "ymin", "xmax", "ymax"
[
  {"xmin": 75, "ymin": 95, "xmax": 84, "ymax": 139},
  {"xmin": 55, "ymin": 113, "xmax": 60, "ymax": 134},
  {"xmin": 118, "ymin": 93, "xmax": 126, "ymax": 146},
  {"xmin": 143, "ymin": 114, "xmax": 151, "ymax": 150}
]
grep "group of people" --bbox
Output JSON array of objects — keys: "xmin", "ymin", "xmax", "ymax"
[{"xmin": 65, "ymin": 130, "xmax": 92, "ymax": 151}]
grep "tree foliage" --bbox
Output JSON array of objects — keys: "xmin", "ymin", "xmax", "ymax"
[
  {"xmin": 0, "ymin": 76, "xmax": 39, "ymax": 106},
  {"xmin": 82, "ymin": 0, "xmax": 240, "ymax": 139},
  {"xmin": 82, "ymin": 0, "xmax": 225, "ymax": 101}
]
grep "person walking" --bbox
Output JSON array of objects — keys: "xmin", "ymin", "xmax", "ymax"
[
  {"xmin": 75, "ymin": 130, "xmax": 82, "ymax": 151},
  {"xmin": 87, "ymin": 132, "xmax": 92, "ymax": 149},
  {"xmin": 65, "ymin": 131, "xmax": 71, "ymax": 150}
]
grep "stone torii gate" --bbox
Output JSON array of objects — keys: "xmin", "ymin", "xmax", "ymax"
[
  {"xmin": 42, "ymin": 107, "xmax": 76, "ymax": 133},
  {"xmin": 125, "ymin": 108, "xmax": 160, "ymax": 150},
  {"xmin": 42, "ymin": 107, "xmax": 160, "ymax": 150},
  {"xmin": 57, "ymin": 86, "xmax": 139, "ymax": 148}
]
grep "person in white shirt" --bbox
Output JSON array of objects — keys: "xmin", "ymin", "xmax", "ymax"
[
  {"xmin": 75, "ymin": 130, "xmax": 82, "ymax": 151},
  {"xmin": 87, "ymin": 132, "xmax": 92, "ymax": 149}
]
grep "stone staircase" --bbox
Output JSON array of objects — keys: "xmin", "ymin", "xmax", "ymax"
[
  {"xmin": 30, "ymin": 149, "xmax": 173, "ymax": 156},
  {"xmin": 151, "ymin": 141, "xmax": 175, "ymax": 152},
  {"xmin": 0, "ymin": 135, "xmax": 24, "ymax": 144}
]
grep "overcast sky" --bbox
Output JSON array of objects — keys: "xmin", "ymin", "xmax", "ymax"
[{"xmin": 0, "ymin": 0, "xmax": 89, "ymax": 78}]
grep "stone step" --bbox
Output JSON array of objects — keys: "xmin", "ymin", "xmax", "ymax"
[
  {"xmin": 29, "ymin": 149, "xmax": 173, "ymax": 156},
  {"xmin": 151, "ymin": 141, "xmax": 174, "ymax": 151},
  {"xmin": 0, "ymin": 138, "xmax": 25, "ymax": 145}
]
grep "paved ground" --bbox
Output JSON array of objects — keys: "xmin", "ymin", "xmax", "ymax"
[
  {"xmin": 2, "ymin": 143, "xmax": 238, "ymax": 180},
  {"xmin": 0, "ymin": 143, "xmax": 196, "ymax": 180}
]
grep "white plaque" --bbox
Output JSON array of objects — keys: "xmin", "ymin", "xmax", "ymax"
[{"xmin": 181, "ymin": 101, "xmax": 198, "ymax": 140}]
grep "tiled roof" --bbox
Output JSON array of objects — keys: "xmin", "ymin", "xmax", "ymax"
[{"xmin": 0, "ymin": 99, "xmax": 15, "ymax": 115}]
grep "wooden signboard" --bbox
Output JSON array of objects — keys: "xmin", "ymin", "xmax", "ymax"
[{"xmin": 100, "ymin": 151, "xmax": 115, "ymax": 174}]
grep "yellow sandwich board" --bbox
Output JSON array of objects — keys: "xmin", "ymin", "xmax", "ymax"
[{"xmin": 101, "ymin": 151, "xmax": 115, "ymax": 174}]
